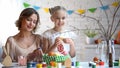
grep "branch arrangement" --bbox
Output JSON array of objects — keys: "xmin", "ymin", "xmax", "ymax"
[{"xmin": 73, "ymin": 0, "xmax": 120, "ymax": 41}]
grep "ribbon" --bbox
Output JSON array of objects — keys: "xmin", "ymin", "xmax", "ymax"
[
  {"xmin": 88, "ymin": 8, "xmax": 97, "ymax": 13},
  {"xmin": 23, "ymin": 2, "xmax": 30, "ymax": 8},
  {"xmin": 67, "ymin": 10, "xmax": 74, "ymax": 15},
  {"xmin": 77, "ymin": 9, "xmax": 85, "ymax": 14},
  {"xmin": 33, "ymin": 6, "xmax": 40, "ymax": 10}
]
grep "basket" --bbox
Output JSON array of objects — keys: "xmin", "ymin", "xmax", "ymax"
[{"xmin": 43, "ymin": 54, "xmax": 69, "ymax": 64}]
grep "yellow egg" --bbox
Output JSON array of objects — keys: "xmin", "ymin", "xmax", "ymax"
[{"xmin": 59, "ymin": 36, "xmax": 64, "ymax": 40}]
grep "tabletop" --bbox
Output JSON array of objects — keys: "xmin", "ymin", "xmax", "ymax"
[{"xmin": 0, "ymin": 62, "xmax": 120, "ymax": 68}]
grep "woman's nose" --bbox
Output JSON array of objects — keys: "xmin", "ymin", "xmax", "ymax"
[{"xmin": 29, "ymin": 21, "xmax": 34, "ymax": 26}]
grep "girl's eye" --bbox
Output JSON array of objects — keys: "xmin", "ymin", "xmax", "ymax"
[
  {"xmin": 56, "ymin": 17, "xmax": 60, "ymax": 19},
  {"xmin": 62, "ymin": 17, "xmax": 65, "ymax": 20},
  {"xmin": 55, "ymin": 17, "xmax": 65, "ymax": 20}
]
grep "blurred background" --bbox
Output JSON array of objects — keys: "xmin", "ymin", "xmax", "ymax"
[{"xmin": 0, "ymin": 0, "xmax": 120, "ymax": 61}]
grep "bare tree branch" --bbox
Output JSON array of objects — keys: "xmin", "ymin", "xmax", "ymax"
[
  {"xmin": 73, "ymin": 0, "xmax": 120, "ymax": 42},
  {"xmin": 99, "ymin": 0, "xmax": 110, "ymax": 39},
  {"xmin": 74, "ymin": 12, "xmax": 107, "ymax": 39},
  {"xmin": 109, "ymin": 1, "xmax": 120, "ymax": 39}
]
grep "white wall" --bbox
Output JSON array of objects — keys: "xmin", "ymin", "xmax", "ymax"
[
  {"xmin": 0, "ymin": 0, "xmax": 24, "ymax": 60},
  {"xmin": 0, "ymin": 0, "xmax": 24, "ymax": 44},
  {"xmin": 0, "ymin": 0, "xmax": 120, "ymax": 61}
]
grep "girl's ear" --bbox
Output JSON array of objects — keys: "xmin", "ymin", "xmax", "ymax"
[{"xmin": 50, "ymin": 16, "xmax": 54, "ymax": 22}]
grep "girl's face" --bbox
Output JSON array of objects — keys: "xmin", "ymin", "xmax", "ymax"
[
  {"xmin": 21, "ymin": 14, "xmax": 37, "ymax": 32},
  {"xmin": 51, "ymin": 10, "xmax": 67, "ymax": 29}
]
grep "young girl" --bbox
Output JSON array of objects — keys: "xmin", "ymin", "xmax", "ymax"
[{"xmin": 43, "ymin": 6, "xmax": 76, "ymax": 59}]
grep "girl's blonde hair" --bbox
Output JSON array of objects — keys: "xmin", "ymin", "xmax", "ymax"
[{"xmin": 49, "ymin": 6, "xmax": 66, "ymax": 15}]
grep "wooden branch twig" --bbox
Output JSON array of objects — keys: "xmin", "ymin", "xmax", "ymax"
[
  {"xmin": 110, "ymin": 19, "xmax": 120, "ymax": 39},
  {"xmin": 74, "ymin": 12, "xmax": 107, "ymax": 39},
  {"xmin": 99, "ymin": 0, "xmax": 110, "ymax": 38},
  {"xmin": 73, "ymin": 0, "xmax": 120, "ymax": 40},
  {"xmin": 109, "ymin": 1, "xmax": 120, "ymax": 39}
]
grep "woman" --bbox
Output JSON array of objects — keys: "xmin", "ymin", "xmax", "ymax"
[{"xmin": 2, "ymin": 8, "xmax": 45, "ymax": 62}]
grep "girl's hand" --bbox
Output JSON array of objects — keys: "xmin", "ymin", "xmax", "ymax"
[
  {"xmin": 63, "ymin": 38, "xmax": 74, "ymax": 46},
  {"xmin": 54, "ymin": 37, "xmax": 64, "ymax": 52},
  {"xmin": 63, "ymin": 38, "xmax": 76, "ymax": 57},
  {"xmin": 54, "ymin": 37, "xmax": 63, "ymax": 47},
  {"xmin": 47, "ymin": 37, "xmax": 63, "ymax": 52}
]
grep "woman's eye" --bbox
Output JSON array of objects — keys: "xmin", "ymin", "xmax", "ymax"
[
  {"xmin": 26, "ymin": 18, "xmax": 37, "ymax": 24},
  {"xmin": 33, "ymin": 21, "xmax": 37, "ymax": 24},
  {"xmin": 26, "ymin": 18, "xmax": 32, "ymax": 21}
]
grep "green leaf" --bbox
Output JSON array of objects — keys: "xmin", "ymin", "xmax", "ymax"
[{"xmin": 84, "ymin": 29, "xmax": 97, "ymax": 38}]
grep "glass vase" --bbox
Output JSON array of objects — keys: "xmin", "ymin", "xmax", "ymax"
[
  {"xmin": 98, "ymin": 40, "xmax": 115, "ymax": 67},
  {"xmin": 100, "ymin": 41, "xmax": 109, "ymax": 64}
]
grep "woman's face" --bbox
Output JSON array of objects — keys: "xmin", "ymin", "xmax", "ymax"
[
  {"xmin": 21, "ymin": 14, "xmax": 38, "ymax": 32},
  {"xmin": 51, "ymin": 10, "xmax": 67, "ymax": 28}
]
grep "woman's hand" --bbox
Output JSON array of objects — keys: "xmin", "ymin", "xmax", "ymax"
[{"xmin": 27, "ymin": 48, "xmax": 43, "ymax": 62}]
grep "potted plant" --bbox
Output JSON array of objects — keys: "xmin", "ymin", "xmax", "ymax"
[{"xmin": 84, "ymin": 28, "xmax": 97, "ymax": 44}]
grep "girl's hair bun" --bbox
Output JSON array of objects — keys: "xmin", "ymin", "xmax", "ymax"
[{"xmin": 49, "ymin": 6, "xmax": 66, "ymax": 15}]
